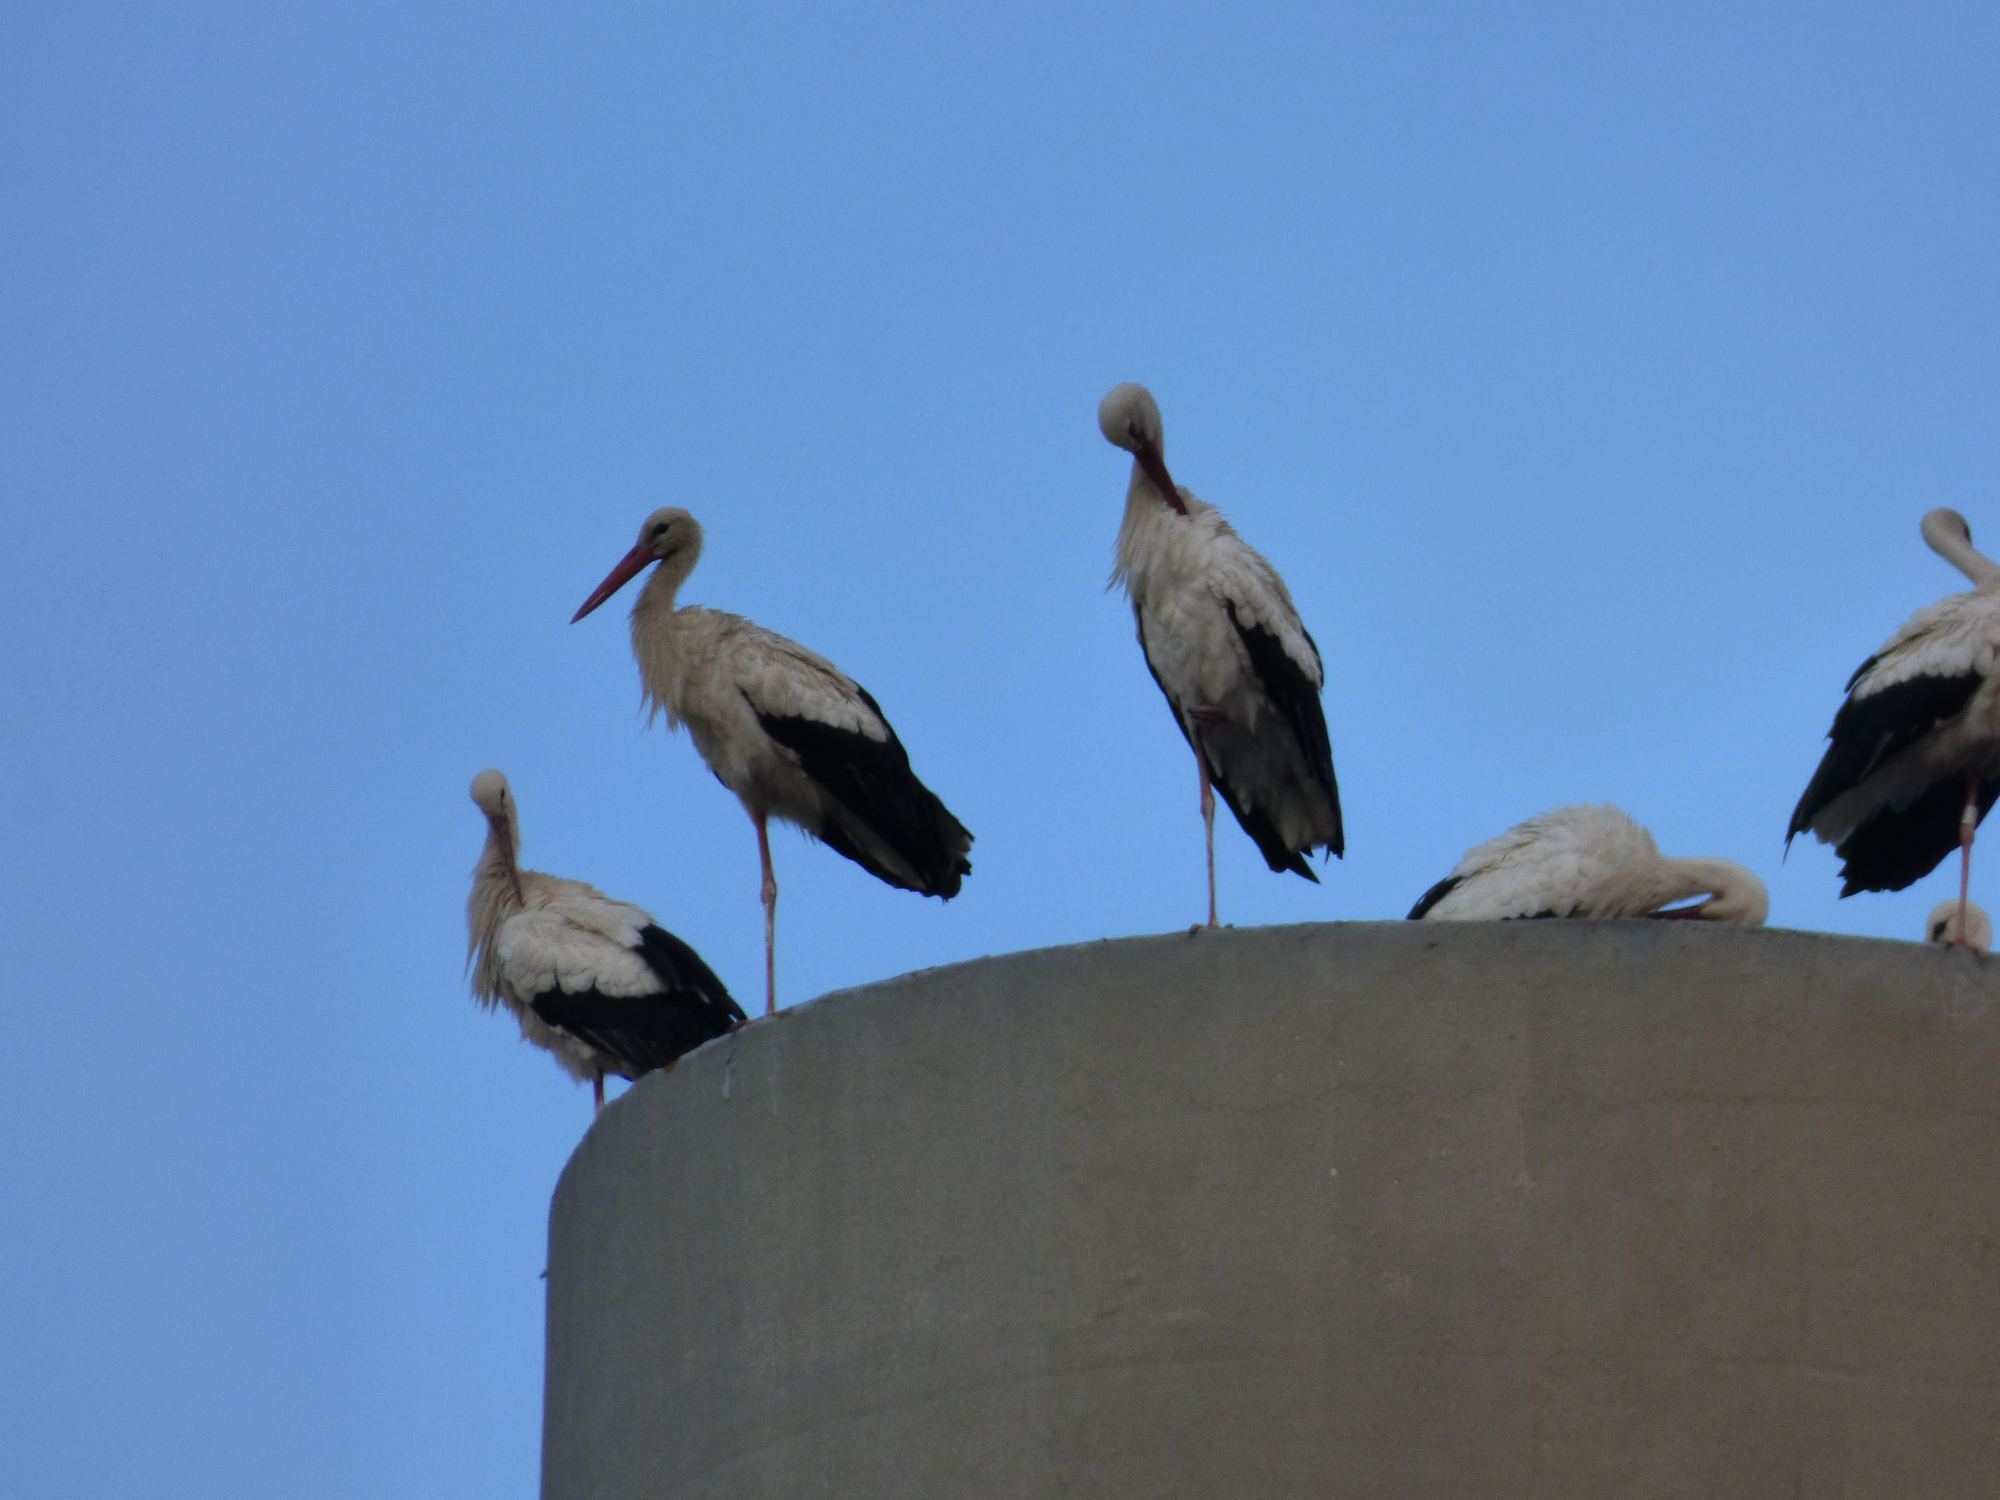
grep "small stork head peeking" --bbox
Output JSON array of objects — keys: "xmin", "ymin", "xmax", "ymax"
[
  {"xmin": 1927, "ymin": 898, "xmax": 1992, "ymax": 953},
  {"xmin": 466, "ymin": 769, "xmax": 745, "ymax": 1112}
]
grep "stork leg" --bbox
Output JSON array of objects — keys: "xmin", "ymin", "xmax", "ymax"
[
  {"xmin": 1198, "ymin": 754, "xmax": 1218, "ymax": 929},
  {"xmin": 1957, "ymin": 772, "xmax": 1982, "ymax": 948},
  {"xmin": 756, "ymin": 812, "xmax": 778, "ymax": 1016},
  {"xmin": 592, "ymin": 1075, "xmax": 604, "ymax": 1113}
]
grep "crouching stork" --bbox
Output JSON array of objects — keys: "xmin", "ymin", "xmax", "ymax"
[
  {"xmin": 467, "ymin": 769, "xmax": 744, "ymax": 1111},
  {"xmin": 1408, "ymin": 803, "xmax": 1768, "ymax": 925}
]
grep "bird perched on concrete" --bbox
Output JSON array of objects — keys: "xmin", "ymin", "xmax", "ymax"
[
  {"xmin": 1408, "ymin": 804, "xmax": 1769, "ymax": 924},
  {"xmin": 1097, "ymin": 383, "xmax": 1342, "ymax": 926},
  {"xmin": 466, "ymin": 770, "xmax": 744, "ymax": 1110},
  {"xmin": 571, "ymin": 508, "xmax": 972, "ymax": 1015},
  {"xmin": 1789, "ymin": 509, "xmax": 2000, "ymax": 949},
  {"xmin": 1925, "ymin": 897, "xmax": 1992, "ymax": 953}
]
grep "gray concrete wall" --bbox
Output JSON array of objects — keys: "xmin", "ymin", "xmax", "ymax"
[{"xmin": 541, "ymin": 921, "xmax": 2000, "ymax": 1499}]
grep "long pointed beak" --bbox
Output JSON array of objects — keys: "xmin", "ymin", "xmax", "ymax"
[
  {"xmin": 1648, "ymin": 903, "xmax": 1711, "ymax": 921},
  {"xmin": 572, "ymin": 544, "xmax": 654, "ymax": 623},
  {"xmin": 1135, "ymin": 441, "xmax": 1188, "ymax": 517},
  {"xmin": 492, "ymin": 815, "xmax": 526, "ymax": 905}
]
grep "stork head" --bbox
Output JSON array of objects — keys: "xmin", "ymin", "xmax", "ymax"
[
  {"xmin": 469, "ymin": 768, "xmax": 523, "ymax": 897},
  {"xmin": 1927, "ymin": 898, "xmax": 1992, "ymax": 952},
  {"xmin": 1651, "ymin": 858, "xmax": 1768, "ymax": 926},
  {"xmin": 573, "ymin": 508, "xmax": 705, "ymax": 622},
  {"xmin": 1922, "ymin": 507, "xmax": 1976, "ymax": 557},
  {"xmin": 1098, "ymin": 383, "xmax": 1185, "ymax": 515},
  {"xmin": 1694, "ymin": 862, "xmax": 1769, "ymax": 926},
  {"xmin": 469, "ymin": 768, "xmax": 512, "ymax": 821},
  {"xmin": 1919, "ymin": 508, "xmax": 2000, "ymax": 588},
  {"xmin": 1098, "ymin": 383, "xmax": 1164, "ymax": 455}
]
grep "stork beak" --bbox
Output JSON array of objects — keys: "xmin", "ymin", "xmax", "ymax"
[
  {"xmin": 1648, "ymin": 904, "xmax": 1710, "ymax": 921},
  {"xmin": 491, "ymin": 814, "xmax": 526, "ymax": 905},
  {"xmin": 1135, "ymin": 441, "xmax": 1188, "ymax": 517},
  {"xmin": 572, "ymin": 544, "xmax": 654, "ymax": 623}
]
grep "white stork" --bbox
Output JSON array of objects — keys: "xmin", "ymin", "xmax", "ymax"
[
  {"xmin": 1407, "ymin": 804, "xmax": 1769, "ymax": 924},
  {"xmin": 571, "ymin": 508, "xmax": 973, "ymax": 1014},
  {"xmin": 1097, "ymin": 383, "xmax": 1342, "ymax": 926},
  {"xmin": 1789, "ymin": 508, "xmax": 2000, "ymax": 946},
  {"xmin": 466, "ymin": 769, "xmax": 745, "ymax": 1110},
  {"xmin": 1926, "ymin": 897, "xmax": 1992, "ymax": 953}
]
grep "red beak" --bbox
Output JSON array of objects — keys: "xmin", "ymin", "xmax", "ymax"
[
  {"xmin": 572, "ymin": 544, "xmax": 655, "ymax": 623},
  {"xmin": 1136, "ymin": 441, "xmax": 1188, "ymax": 517}
]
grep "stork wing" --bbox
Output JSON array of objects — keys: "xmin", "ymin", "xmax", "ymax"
[
  {"xmin": 753, "ymin": 683, "xmax": 973, "ymax": 898},
  {"xmin": 1787, "ymin": 592, "xmax": 2000, "ymax": 841},
  {"xmin": 1225, "ymin": 600, "xmax": 1342, "ymax": 855}
]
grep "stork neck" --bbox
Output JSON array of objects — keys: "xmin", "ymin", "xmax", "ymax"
[
  {"xmin": 1929, "ymin": 528, "xmax": 2000, "ymax": 589},
  {"xmin": 1656, "ymin": 856, "xmax": 1767, "ymax": 924}
]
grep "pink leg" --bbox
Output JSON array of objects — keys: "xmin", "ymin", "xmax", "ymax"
[
  {"xmin": 756, "ymin": 813, "xmax": 778, "ymax": 1016},
  {"xmin": 1198, "ymin": 754, "xmax": 1218, "ymax": 929},
  {"xmin": 592, "ymin": 1075, "xmax": 604, "ymax": 1113},
  {"xmin": 1958, "ymin": 772, "xmax": 1981, "ymax": 948}
]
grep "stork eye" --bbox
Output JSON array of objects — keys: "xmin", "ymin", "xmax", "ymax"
[{"xmin": 1127, "ymin": 422, "xmax": 1142, "ymax": 442}]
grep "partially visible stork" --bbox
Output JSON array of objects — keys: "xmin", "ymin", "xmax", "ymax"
[
  {"xmin": 1097, "ymin": 383, "xmax": 1342, "ymax": 926},
  {"xmin": 572, "ymin": 509, "xmax": 972, "ymax": 1015},
  {"xmin": 466, "ymin": 770, "xmax": 744, "ymax": 1110},
  {"xmin": 1926, "ymin": 897, "xmax": 1992, "ymax": 953},
  {"xmin": 1789, "ymin": 509, "xmax": 2000, "ymax": 951},
  {"xmin": 1408, "ymin": 804, "xmax": 1769, "ymax": 924}
]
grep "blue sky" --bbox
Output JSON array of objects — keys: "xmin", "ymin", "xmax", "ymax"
[{"xmin": 4, "ymin": 1, "xmax": 1998, "ymax": 1493}]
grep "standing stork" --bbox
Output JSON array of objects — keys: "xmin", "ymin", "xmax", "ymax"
[
  {"xmin": 572, "ymin": 508, "xmax": 973, "ymax": 1015},
  {"xmin": 1788, "ymin": 509, "xmax": 2000, "ymax": 946},
  {"xmin": 467, "ymin": 770, "xmax": 745, "ymax": 1110},
  {"xmin": 1407, "ymin": 804, "xmax": 1769, "ymax": 924},
  {"xmin": 1097, "ymin": 383, "xmax": 1342, "ymax": 925}
]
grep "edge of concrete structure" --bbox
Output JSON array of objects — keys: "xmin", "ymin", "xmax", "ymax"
[{"xmin": 542, "ymin": 919, "xmax": 2000, "ymax": 1499}]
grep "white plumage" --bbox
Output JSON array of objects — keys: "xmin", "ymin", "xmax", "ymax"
[
  {"xmin": 1409, "ymin": 804, "xmax": 1769, "ymax": 924},
  {"xmin": 572, "ymin": 508, "xmax": 972, "ymax": 1015},
  {"xmin": 467, "ymin": 770, "xmax": 744, "ymax": 1110},
  {"xmin": 1790, "ymin": 510, "xmax": 2000, "ymax": 947},
  {"xmin": 1925, "ymin": 898, "xmax": 1992, "ymax": 953},
  {"xmin": 1097, "ymin": 383, "xmax": 1342, "ymax": 926}
]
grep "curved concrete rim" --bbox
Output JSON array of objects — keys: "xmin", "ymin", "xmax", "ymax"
[{"xmin": 544, "ymin": 919, "xmax": 2000, "ymax": 1499}]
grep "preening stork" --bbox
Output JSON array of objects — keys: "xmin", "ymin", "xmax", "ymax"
[
  {"xmin": 571, "ymin": 508, "xmax": 973, "ymax": 1015},
  {"xmin": 1926, "ymin": 898, "xmax": 1992, "ymax": 953},
  {"xmin": 1097, "ymin": 383, "xmax": 1342, "ymax": 926},
  {"xmin": 1788, "ymin": 509, "xmax": 2000, "ymax": 947},
  {"xmin": 466, "ymin": 770, "xmax": 745, "ymax": 1110},
  {"xmin": 1407, "ymin": 804, "xmax": 1769, "ymax": 924}
]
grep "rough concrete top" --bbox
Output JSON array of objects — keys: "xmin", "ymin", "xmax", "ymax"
[{"xmin": 543, "ymin": 920, "xmax": 2000, "ymax": 1500}]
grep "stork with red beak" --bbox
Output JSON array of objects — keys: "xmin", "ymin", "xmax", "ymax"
[
  {"xmin": 572, "ymin": 508, "xmax": 973, "ymax": 1014},
  {"xmin": 1098, "ymin": 383, "xmax": 1343, "ymax": 925}
]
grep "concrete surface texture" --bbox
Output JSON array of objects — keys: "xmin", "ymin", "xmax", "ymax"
[{"xmin": 541, "ymin": 921, "xmax": 2000, "ymax": 1499}]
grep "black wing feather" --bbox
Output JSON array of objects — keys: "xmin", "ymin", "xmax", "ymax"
[
  {"xmin": 1226, "ymin": 603, "xmax": 1344, "ymax": 859},
  {"xmin": 1133, "ymin": 614, "xmax": 1321, "ymax": 880},
  {"xmin": 529, "ymin": 924, "xmax": 745, "ymax": 1080},
  {"xmin": 1406, "ymin": 874, "xmax": 1461, "ymax": 920},
  {"xmin": 1830, "ymin": 774, "xmax": 2000, "ymax": 895},
  {"xmin": 1788, "ymin": 671, "xmax": 1983, "ymax": 840},
  {"xmin": 753, "ymin": 687, "xmax": 972, "ymax": 898}
]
